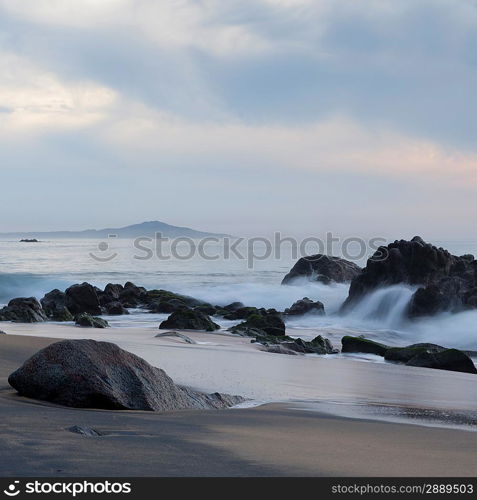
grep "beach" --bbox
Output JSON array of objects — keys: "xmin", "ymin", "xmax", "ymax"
[{"xmin": 2, "ymin": 328, "xmax": 477, "ymax": 477}]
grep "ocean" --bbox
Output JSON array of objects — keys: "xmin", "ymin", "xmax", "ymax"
[{"xmin": 2, "ymin": 237, "xmax": 477, "ymax": 351}]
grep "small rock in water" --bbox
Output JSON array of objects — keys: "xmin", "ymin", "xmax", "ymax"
[{"xmin": 68, "ymin": 425, "xmax": 102, "ymax": 437}]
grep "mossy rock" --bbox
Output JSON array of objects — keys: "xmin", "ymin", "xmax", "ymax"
[
  {"xmin": 384, "ymin": 343, "xmax": 445, "ymax": 363},
  {"xmin": 341, "ymin": 336, "xmax": 388, "ymax": 356},
  {"xmin": 75, "ymin": 313, "xmax": 109, "ymax": 328}
]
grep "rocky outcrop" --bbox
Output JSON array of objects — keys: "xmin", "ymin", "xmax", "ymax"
[
  {"xmin": 342, "ymin": 236, "xmax": 477, "ymax": 317},
  {"xmin": 284, "ymin": 297, "xmax": 325, "ymax": 316},
  {"xmin": 8, "ymin": 339, "xmax": 244, "ymax": 410},
  {"xmin": 229, "ymin": 310, "xmax": 285, "ymax": 337},
  {"xmin": 75, "ymin": 313, "xmax": 109, "ymax": 328},
  {"xmin": 282, "ymin": 255, "xmax": 361, "ymax": 285},
  {"xmin": 40, "ymin": 289, "xmax": 74, "ymax": 321},
  {"xmin": 341, "ymin": 336, "xmax": 477, "ymax": 374},
  {"xmin": 0, "ymin": 297, "xmax": 47, "ymax": 323},
  {"xmin": 159, "ymin": 309, "xmax": 220, "ymax": 331},
  {"xmin": 65, "ymin": 283, "xmax": 102, "ymax": 315}
]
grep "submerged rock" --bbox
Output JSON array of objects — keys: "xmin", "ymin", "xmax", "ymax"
[
  {"xmin": 159, "ymin": 308, "xmax": 220, "ymax": 331},
  {"xmin": 0, "ymin": 297, "xmax": 47, "ymax": 323},
  {"xmin": 284, "ymin": 297, "xmax": 325, "ymax": 316},
  {"xmin": 282, "ymin": 255, "xmax": 361, "ymax": 285},
  {"xmin": 8, "ymin": 339, "xmax": 244, "ymax": 410},
  {"xmin": 75, "ymin": 313, "xmax": 109, "ymax": 329}
]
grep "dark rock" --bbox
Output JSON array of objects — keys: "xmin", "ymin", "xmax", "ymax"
[
  {"xmin": 296, "ymin": 336, "xmax": 336, "ymax": 354},
  {"xmin": 384, "ymin": 343, "xmax": 445, "ymax": 363},
  {"xmin": 118, "ymin": 282, "xmax": 147, "ymax": 307},
  {"xmin": 145, "ymin": 289, "xmax": 212, "ymax": 312},
  {"xmin": 65, "ymin": 283, "xmax": 101, "ymax": 315},
  {"xmin": 0, "ymin": 297, "xmax": 47, "ymax": 323},
  {"xmin": 223, "ymin": 302, "xmax": 245, "ymax": 311},
  {"xmin": 149, "ymin": 298, "xmax": 188, "ymax": 313},
  {"xmin": 104, "ymin": 283, "xmax": 124, "ymax": 300},
  {"xmin": 8, "ymin": 339, "xmax": 244, "ymax": 410},
  {"xmin": 0, "ymin": 330, "xmax": 6, "ymax": 334},
  {"xmin": 40, "ymin": 289, "xmax": 74, "ymax": 321},
  {"xmin": 68, "ymin": 425, "xmax": 102, "ymax": 437},
  {"xmin": 20, "ymin": 239, "xmax": 39, "ymax": 242},
  {"xmin": 282, "ymin": 255, "xmax": 361, "ymax": 285},
  {"xmin": 341, "ymin": 336, "xmax": 388, "ymax": 356},
  {"xmin": 406, "ymin": 349, "xmax": 477, "ymax": 374},
  {"xmin": 342, "ymin": 237, "xmax": 477, "ymax": 317},
  {"xmin": 284, "ymin": 297, "xmax": 325, "ymax": 316},
  {"xmin": 257, "ymin": 335, "xmax": 335, "ymax": 355},
  {"xmin": 221, "ymin": 306, "xmax": 262, "ymax": 320},
  {"xmin": 75, "ymin": 313, "xmax": 109, "ymax": 329},
  {"xmin": 229, "ymin": 311, "xmax": 285, "ymax": 337},
  {"xmin": 159, "ymin": 308, "xmax": 220, "ymax": 331},
  {"xmin": 104, "ymin": 302, "xmax": 129, "ymax": 315}
]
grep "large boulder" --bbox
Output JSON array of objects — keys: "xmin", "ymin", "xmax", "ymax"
[
  {"xmin": 40, "ymin": 289, "xmax": 74, "ymax": 321},
  {"xmin": 0, "ymin": 297, "xmax": 47, "ymax": 323},
  {"xmin": 342, "ymin": 237, "xmax": 477, "ymax": 317},
  {"xmin": 75, "ymin": 313, "xmax": 109, "ymax": 328},
  {"xmin": 65, "ymin": 283, "xmax": 101, "ymax": 315},
  {"xmin": 229, "ymin": 310, "xmax": 286, "ymax": 337},
  {"xmin": 159, "ymin": 308, "xmax": 220, "ymax": 331},
  {"xmin": 8, "ymin": 339, "xmax": 244, "ymax": 410},
  {"xmin": 282, "ymin": 255, "xmax": 361, "ymax": 285},
  {"xmin": 406, "ymin": 349, "xmax": 477, "ymax": 374},
  {"xmin": 284, "ymin": 297, "xmax": 325, "ymax": 316}
]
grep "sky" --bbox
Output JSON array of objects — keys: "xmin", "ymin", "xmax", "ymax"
[{"xmin": 1, "ymin": 0, "xmax": 476, "ymax": 239}]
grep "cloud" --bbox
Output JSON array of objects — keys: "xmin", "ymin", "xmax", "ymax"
[
  {"xmin": 0, "ymin": 0, "xmax": 476, "ymax": 236},
  {"xmin": 0, "ymin": 52, "xmax": 116, "ymax": 135}
]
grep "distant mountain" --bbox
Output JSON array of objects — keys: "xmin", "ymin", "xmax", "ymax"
[{"xmin": 0, "ymin": 221, "xmax": 232, "ymax": 239}]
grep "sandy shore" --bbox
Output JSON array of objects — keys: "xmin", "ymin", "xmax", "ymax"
[{"xmin": 2, "ymin": 330, "xmax": 477, "ymax": 476}]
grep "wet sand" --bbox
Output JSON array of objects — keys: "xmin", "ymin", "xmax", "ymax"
[{"xmin": 1, "ymin": 331, "xmax": 477, "ymax": 476}]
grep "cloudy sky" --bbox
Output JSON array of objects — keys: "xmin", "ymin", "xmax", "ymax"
[{"xmin": 1, "ymin": 0, "xmax": 476, "ymax": 238}]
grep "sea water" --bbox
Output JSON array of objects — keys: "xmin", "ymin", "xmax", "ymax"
[{"xmin": 1, "ymin": 237, "xmax": 477, "ymax": 351}]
